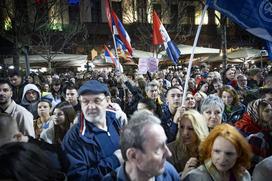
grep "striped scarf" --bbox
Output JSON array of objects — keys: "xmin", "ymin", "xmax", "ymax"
[{"xmin": 247, "ymin": 99, "xmax": 272, "ymax": 130}]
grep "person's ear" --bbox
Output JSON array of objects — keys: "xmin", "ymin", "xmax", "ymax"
[{"xmin": 126, "ymin": 148, "xmax": 137, "ymax": 161}]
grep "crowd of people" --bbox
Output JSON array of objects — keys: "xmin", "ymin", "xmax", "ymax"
[{"xmin": 0, "ymin": 62, "xmax": 272, "ymax": 181}]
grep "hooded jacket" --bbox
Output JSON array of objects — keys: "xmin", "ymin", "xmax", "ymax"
[{"xmin": 21, "ymin": 84, "xmax": 41, "ymax": 119}]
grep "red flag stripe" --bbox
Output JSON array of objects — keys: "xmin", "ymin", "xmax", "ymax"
[{"xmin": 152, "ymin": 11, "xmax": 164, "ymax": 45}]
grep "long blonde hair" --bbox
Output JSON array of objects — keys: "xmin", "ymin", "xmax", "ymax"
[{"xmin": 176, "ymin": 109, "xmax": 209, "ymax": 154}]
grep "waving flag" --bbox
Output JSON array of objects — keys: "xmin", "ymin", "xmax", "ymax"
[
  {"xmin": 104, "ymin": 46, "xmax": 117, "ymax": 65},
  {"xmin": 152, "ymin": 11, "xmax": 181, "ymax": 65},
  {"xmin": 105, "ymin": 0, "xmax": 133, "ymax": 59},
  {"xmin": 206, "ymin": 0, "xmax": 272, "ymax": 42},
  {"xmin": 111, "ymin": 11, "xmax": 133, "ymax": 55},
  {"xmin": 104, "ymin": 46, "xmax": 123, "ymax": 72},
  {"xmin": 115, "ymin": 36, "xmax": 132, "ymax": 61}
]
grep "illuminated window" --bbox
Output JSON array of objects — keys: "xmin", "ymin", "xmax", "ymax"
[{"xmin": 195, "ymin": 8, "xmax": 208, "ymax": 25}]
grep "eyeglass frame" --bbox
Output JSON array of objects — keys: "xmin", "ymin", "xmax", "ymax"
[{"xmin": 80, "ymin": 96, "xmax": 107, "ymax": 106}]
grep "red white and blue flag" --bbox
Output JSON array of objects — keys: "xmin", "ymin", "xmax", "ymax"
[
  {"xmin": 115, "ymin": 36, "xmax": 132, "ymax": 60},
  {"xmin": 111, "ymin": 11, "xmax": 133, "ymax": 55},
  {"xmin": 105, "ymin": 0, "xmax": 133, "ymax": 56},
  {"xmin": 104, "ymin": 46, "xmax": 123, "ymax": 72},
  {"xmin": 152, "ymin": 11, "xmax": 181, "ymax": 65}
]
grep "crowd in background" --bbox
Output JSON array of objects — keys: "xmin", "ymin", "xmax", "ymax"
[{"xmin": 0, "ymin": 62, "xmax": 272, "ymax": 181}]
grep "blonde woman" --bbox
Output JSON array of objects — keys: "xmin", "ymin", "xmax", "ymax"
[{"xmin": 168, "ymin": 109, "xmax": 209, "ymax": 176}]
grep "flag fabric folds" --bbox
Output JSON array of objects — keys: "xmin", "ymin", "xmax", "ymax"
[
  {"xmin": 115, "ymin": 37, "xmax": 132, "ymax": 61},
  {"xmin": 104, "ymin": 46, "xmax": 123, "ymax": 72},
  {"xmin": 105, "ymin": 0, "xmax": 133, "ymax": 56},
  {"xmin": 206, "ymin": 0, "xmax": 272, "ymax": 42},
  {"xmin": 152, "ymin": 11, "xmax": 181, "ymax": 65},
  {"xmin": 104, "ymin": 46, "xmax": 117, "ymax": 65},
  {"xmin": 153, "ymin": 12, "xmax": 164, "ymax": 45},
  {"xmin": 111, "ymin": 11, "xmax": 133, "ymax": 55}
]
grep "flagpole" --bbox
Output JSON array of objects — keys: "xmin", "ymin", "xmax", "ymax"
[
  {"xmin": 105, "ymin": 0, "xmax": 122, "ymax": 72},
  {"xmin": 182, "ymin": 4, "xmax": 208, "ymax": 106},
  {"xmin": 112, "ymin": 34, "xmax": 120, "ymax": 63}
]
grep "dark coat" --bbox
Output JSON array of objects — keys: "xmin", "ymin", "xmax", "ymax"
[{"xmin": 62, "ymin": 112, "xmax": 121, "ymax": 180}]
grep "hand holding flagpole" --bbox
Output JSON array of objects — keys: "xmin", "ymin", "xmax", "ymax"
[{"xmin": 182, "ymin": 5, "xmax": 208, "ymax": 106}]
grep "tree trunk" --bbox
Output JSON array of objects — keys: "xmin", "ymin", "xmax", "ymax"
[
  {"xmin": 221, "ymin": 16, "xmax": 227, "ymax": 72},
  {"xmin": 48, "ymin": 58, "xmax": 52, "ymax": 74},
  {"xmin": 13, "ymin": 46, "xmax": 20, "ymax": 72}
]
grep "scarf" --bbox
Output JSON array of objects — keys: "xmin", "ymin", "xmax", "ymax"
[
  {"xmin": 204, "ymin": 159, "xmax": 237, "ymax": 181},
  {"xmin": 247, "ymin": 99, "xmax": 272, "ymax": 130},
  {"xmin": 235, "ymin": 113, "xmax": 262, "ymax": 134}
]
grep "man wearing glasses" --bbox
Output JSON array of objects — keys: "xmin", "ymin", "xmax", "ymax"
[{"xmin": 62, "ymin": 80, "xmax": 123, "ymax": 180}]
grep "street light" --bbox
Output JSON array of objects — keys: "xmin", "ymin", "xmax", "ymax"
[{"xmin": 8, "ymin": 65, "xmax": 15, "ymax": 69}]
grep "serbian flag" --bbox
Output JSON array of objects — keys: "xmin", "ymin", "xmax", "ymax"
[
  {"xmin": 152, "ymin": 11, "xmax": 181, "ymax": 65},
  {"xmin": 104, "ymin": 46, "xmax": 123, "ymax": 72},
  {"xmin": 111, "ymin": 11, "xmax": 133, "ymax": 55},
  {"xmin": 115, "ymin": 36, "xmax": 132, "ymax": 60},
  {"xmin": 104, "ymin": 46, "xmax": 117, "ymax": 65}
]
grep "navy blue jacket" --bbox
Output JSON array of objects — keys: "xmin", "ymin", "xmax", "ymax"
[
  {"xmin": 161, "ymin": 104, "xmax": 178, "ymax": 143},
  {"xmin": 62, "ymin": 112, "xmax": 121, "ymax": 181},
  {"xmin": 102, "ymin": 161, "xmax": 180, "ymax": 181}
]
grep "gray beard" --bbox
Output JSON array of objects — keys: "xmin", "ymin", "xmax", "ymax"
[{"xmin": 84, "ymin": 113, "xmax": 102, "ymax": 125}]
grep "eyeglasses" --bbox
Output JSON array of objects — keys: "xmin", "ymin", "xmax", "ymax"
[{"xmin": 81, "ymin": 96, "xmax": 106, "ymax": 105}]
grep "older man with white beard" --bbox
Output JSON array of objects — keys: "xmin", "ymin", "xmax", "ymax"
[
  {"xmin": 62, "ymin": 80, "xmax": 123, "ymax": 180},
  {"xmin": 161, "ymin": 86, "xmax": 183, "ymax": 143}
]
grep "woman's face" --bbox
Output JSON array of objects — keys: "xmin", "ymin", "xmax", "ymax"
[
  {"xmin": 188, "ymin": 80, "xmax": 196, "ymax": 89},
  {"xmin": 180, "ymin": 118, "xmax": 198, "ymax": 145},
  {"xmin": 27, "ymin": 76, "xmax": 34, "ymax": 83},
  {"xmin": 226, "ymin": 69, "xmax": 235, "ymax": 80},
  {"xmin": 260, "ymin": 104, "xmax": 272, "ymax": 124},
  {"xmin": 221, "ymin": 91, "xmax": 234, "ymax": 106},
  {"xmin": 53, "ymin": 84, "xmax": 61, "ymax": 92},
  {"xmin": 200, "ymin": 83, "xmax": 209, "ymax": 92},
  {"xmin": 185, "ymin": 93, "xmax": 196, "ymax": 109},
  {"xmin": 211, "ymin": 136, "xmax": 238, "ymax": 173},
  {"xmin": 37, "ymin": 102, "xmax": 50, "ymax": 117},
  {"xmin": 43, "ymin": 83, "xmax": 50, "ymax": 92},
  {"xmin": 52, "ymin": 108, "xmax": 65, "ymax": 125},
  {"xmin": 171, "ymin": 78, "xmax": 180, "ymax": 86},
  {"xmin": 202, "ymin": 106, "xmax": 223, "ymax": 129}
]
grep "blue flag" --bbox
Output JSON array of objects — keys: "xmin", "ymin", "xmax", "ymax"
[{"xmin": 206, "ymin": 0, "xmax": 272, "ymax": 41}]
